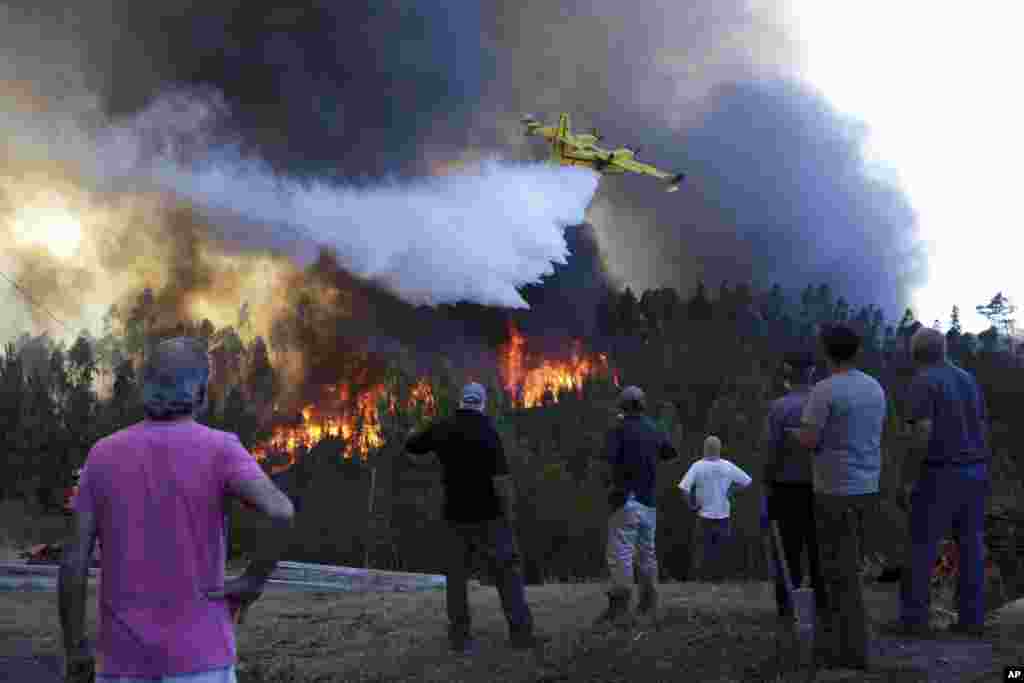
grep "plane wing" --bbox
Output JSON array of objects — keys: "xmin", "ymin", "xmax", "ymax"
[{"xmin": 610, "ymin": 157, "xmax": 685, "ymax": 191}]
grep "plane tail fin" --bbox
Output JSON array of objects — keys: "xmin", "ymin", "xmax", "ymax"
[{"xmin": 557, "ymin": 113, "xmax": 570, "ymax": 140}]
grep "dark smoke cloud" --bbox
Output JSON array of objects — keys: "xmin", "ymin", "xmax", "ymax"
[{"xmin": 4, "ymin": 0, "xmax": 926, "ymax": 319}]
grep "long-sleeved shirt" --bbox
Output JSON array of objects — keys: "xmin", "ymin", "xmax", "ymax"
[{"xmin": 605, "ymin": 414, "xmax": 678, "ymax": 508}]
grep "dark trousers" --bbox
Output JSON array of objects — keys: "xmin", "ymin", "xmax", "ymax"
[
  {"xmin": 691, "ymin": 517, "xmax": 732, "ymax": 581},
  {"xmin": 901, "ymin": 467, "xmax": 989, "ymax": 626},
  {"xmin": 767, "ymin": 483, "xmax": 828, "ymax": 615},
  {"xmin": 445, "ymin": 517, "xmax": 532, "ymax": 641},
  {"xmin": 815, "ymin": 492, "xmax": 878, "ymax": 667}
]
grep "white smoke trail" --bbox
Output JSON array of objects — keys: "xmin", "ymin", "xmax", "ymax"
[{"xmin": 95, "ymin": 93, "xmax": 600, "ymax": 308}]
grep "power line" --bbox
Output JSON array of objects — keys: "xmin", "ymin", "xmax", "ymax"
[{"xmin": 0, "ymin": 267, "xmax": 72, "ymax": 331}]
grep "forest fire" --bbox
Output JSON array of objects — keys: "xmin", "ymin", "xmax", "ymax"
[
  {"xmin": 500, "ymin": 324, "xmax": 616, "ymax": 408},
  {"xmin": 252, "ymin": 379, "xmax": 436, "ymax": 467}
]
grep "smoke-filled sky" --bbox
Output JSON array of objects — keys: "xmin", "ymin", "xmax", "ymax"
[{"xmin": 1, "ymin": 0, "xmax": 1015, "ymax": 338}]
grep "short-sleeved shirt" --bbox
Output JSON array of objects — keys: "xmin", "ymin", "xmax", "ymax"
[
  {"xmin": 678, "ymin": 458, "xmax": 752, "ymax": 519},
  {"xmin": 605, "ymin": 415, "xmax": 678, "ymax": 508},
  {"xmin": 907, "ymin": 362, "xmax": 989, "ymax": 467},
  {"xmin": 405, "ymin": 409, "xmax": 510, "ymax": 523},
  {"xmin": 801, "ymin": 369, "xmax": 887, "ymax": 495},
  {"xmin": 761, "ymin": 389, "xmax": 813, "ymax": 483},
  {"xmin": 74, "ymin": 419, "xmax": 269, "ymax": 679}
]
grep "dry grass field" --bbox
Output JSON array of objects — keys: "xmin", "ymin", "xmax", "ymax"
[{"xmin": 3, "ymin": 579, "xmax": 1022, "ymax": 682}]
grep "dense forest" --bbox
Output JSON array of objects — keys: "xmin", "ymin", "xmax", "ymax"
[{"xmin": 2, "ymin": 226, "xmax": 1023, "ymax": 597}]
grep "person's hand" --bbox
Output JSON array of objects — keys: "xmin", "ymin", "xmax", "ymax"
[
  {"xmin": 63, "ymin": 641, "xmax": 94, "ymax": 683},
  {"xmin": 206, "ymin": 574, "xmax": 266, "ymax": 625}
]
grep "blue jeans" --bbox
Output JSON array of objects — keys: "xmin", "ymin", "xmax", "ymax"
[
  {"xmin": 445, "ymin": 518, "xmax": 532, "ymax": 641},
  {"xmin": 901, "ymin": 465, "xmax": 989, "ymax": 626},
  {"xmin": 606, "ymin": 494, "xmax": 658, "ymax": 589}
]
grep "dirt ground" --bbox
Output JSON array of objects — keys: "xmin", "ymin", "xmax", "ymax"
[{"xmin": 2, "ymin": 581, "xmax": 1020, "ymax": 682}]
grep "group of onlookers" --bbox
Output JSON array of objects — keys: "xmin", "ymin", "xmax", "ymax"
[
  {"xmin": 675, "ymin": 323, "xmax": 991, "ymax": 670},
  {"xmin": 56, "ymin": 321, "xmax": 992, "ymax": 680}
]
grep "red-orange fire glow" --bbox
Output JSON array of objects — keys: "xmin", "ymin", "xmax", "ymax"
[
  {"xmin": 252, "ymin": 379, "xmax": 437, "ymax": 469},
  {"xmin": 499, "ymin": 324, "xmax": 615, "ymax": 408}
]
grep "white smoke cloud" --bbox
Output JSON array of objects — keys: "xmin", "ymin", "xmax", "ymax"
[{"xmin": 94, "ymin": 92, "xmax": 600, "ymax": 308}]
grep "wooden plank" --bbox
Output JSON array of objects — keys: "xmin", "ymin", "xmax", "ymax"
[{"xmin": 0, "ymin": 561, "xmax": 445, "ymax": 594}]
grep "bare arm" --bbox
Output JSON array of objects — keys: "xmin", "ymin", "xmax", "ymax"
[
  {"xmin": 58, "ymin": 503, "xmax": 97, "ymax": 654},
  {"xmin": 230, "ymin": 477, "xmax": 295, "ymax": 581}
]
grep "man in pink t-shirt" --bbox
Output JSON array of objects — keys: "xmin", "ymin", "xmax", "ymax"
[{"xmin": 59, "ymin": 337, "xmax": 294, "ymax": 683}]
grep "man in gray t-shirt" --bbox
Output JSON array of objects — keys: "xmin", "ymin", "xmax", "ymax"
[
  {"xmin": 798, "ymin": 324, "xmax": 886, "ymax": 671},
  {"xmin": 802, "ymin": 362, "xmax": 886, "ymax": 496}
]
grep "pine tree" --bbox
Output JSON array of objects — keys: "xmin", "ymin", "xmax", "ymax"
[
  {"xmin": 950, "ymin": 305, "xmax": 962, "ymax": 335},
  {"xmin": 976, "ymin": 292, "xmax": 1017, "ymax": 348}
]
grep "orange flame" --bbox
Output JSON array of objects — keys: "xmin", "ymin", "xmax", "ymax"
[
  {"xmin": 253, "ymin": 379, "xmax": 436, "ymax": 469},
  {"xmin": 499, "ymin": 323, "xmax": 614, "ymax": 408}
]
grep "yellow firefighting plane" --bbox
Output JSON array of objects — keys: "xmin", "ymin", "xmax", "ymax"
[{"xmin": 522, "ymin": 112, "xmax": 685, "ymax": 192}]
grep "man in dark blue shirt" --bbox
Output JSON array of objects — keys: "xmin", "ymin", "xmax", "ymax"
[
  {"xmin": 895, "ymin": 327, "xmax": 991, "ymax": 636},
  {"xmin": 596, "ymin": 386, "xmax": 679, "ymax": 629}
]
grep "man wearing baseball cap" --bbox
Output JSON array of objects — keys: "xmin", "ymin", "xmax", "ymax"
[
  {"xmin": 596, "ymin": 385, "xmax": 680, "ymax": 629},
  {"xmin": 405, "ymin": 382, "xmax": 541, "ymax": 654}
]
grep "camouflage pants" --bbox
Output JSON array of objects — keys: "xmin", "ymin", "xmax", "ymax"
[{"xmin": 606, "ymin": 495, "xmax": 658, "ymax": 590}]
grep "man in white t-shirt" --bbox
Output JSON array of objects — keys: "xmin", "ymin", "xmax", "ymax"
[{"xmin": 679, "ymin": 436, "xmax": 752, "ymax": 581}]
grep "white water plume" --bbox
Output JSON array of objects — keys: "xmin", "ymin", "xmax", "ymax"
[{"xmin": 96, "ymin": 93, "xmax": 600, "ymax": 308}]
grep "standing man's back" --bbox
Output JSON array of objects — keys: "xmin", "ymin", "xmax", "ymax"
[
  {"xmin": 896, "ymin": 327, "xmax": 991, "ymax": 637},
  {"xmin": 798, "ymin": 324, "xmax": 887, "ymax": 671},
  {"xmin": 60, "ymin": 338, "xmax": 294, "ymax": 683}
]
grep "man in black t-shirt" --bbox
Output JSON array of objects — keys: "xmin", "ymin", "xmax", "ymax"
[{"xmin": 406, "ymin": 383, "xmax": 540, "ymax": 654}]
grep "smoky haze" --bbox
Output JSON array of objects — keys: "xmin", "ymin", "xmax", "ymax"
[{"xmin": 1, "ymin": 0, "xmax": 926, "ymax": 330}]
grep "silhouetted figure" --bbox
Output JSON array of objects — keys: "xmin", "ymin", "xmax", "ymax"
[{"xmin": 405, "ymin": 383, "xmax": 542, "ymax": 654}]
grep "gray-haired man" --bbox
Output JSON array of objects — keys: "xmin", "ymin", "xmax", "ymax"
[
  {"xmin": 59, "ymin": 337, "xmax": 294, "ymax": 683},
  {"xmin": 895, "ymin": 327, "xmax": 991, "ymax": 636},
  {"xmin": 405, "ymin": 383, "xmax": 541, "ymax": 654}
]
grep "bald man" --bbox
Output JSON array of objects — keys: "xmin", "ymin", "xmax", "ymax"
[
  {"xmin": 679, "ymin": 436, "xmax": 752, "ymax": 582},
  {"xmin": 59, "ymin": 337, "xmax": 294, "ymax": 683}
]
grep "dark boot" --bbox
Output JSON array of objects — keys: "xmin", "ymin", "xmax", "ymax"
[
  {"xmin": 593, "ymin": 587, "xmax": 633, "ymax": 630},
  {"xmin": 636, "ymin": 575, "xmax": 659, "ymax": 626},
  {"xmin": 509, "ymin": 620, "xmax": 551, "ymax": 650},
  {"xmin": 449, "ymin": 624, "xmax": 477, "ymax": 655}
]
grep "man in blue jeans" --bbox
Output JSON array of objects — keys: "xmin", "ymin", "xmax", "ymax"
[
  {"xmin": 596, "ymin": 386, "xmax": 679, "ymax": 628},
  {"xmin": 894, "ymin": 327, "xmax": 991, "ymax": 636}
]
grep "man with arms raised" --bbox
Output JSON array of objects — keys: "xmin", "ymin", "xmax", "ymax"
[
  {"xmin": 405, "ymin": 382, "xmax": 541, "ymax": 654},
  {"xmin": 60, "ymin": 337, "xmax": 294, "ymax": 683},
  {"xmin": 798, "ymin": 324, "xmax": 886, "ymax": 671}
]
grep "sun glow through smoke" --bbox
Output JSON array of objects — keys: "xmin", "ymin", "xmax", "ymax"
[{"xmin": 11, "ymin": 202, "xmax": 83, "ymax": 259}]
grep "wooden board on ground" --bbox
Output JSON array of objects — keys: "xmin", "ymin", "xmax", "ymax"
[{"xmin": 0, "ymin": 560, "xmax": 445, "ymax": 594}]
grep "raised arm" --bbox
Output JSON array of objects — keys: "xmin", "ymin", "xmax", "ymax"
[
  {"xmin": 405, "ymin": 423, "xmax": 440, "ymax": 466},
  {"xmin": 490, "ymin": 429, "xmax": 517, "ymax": 524}
]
